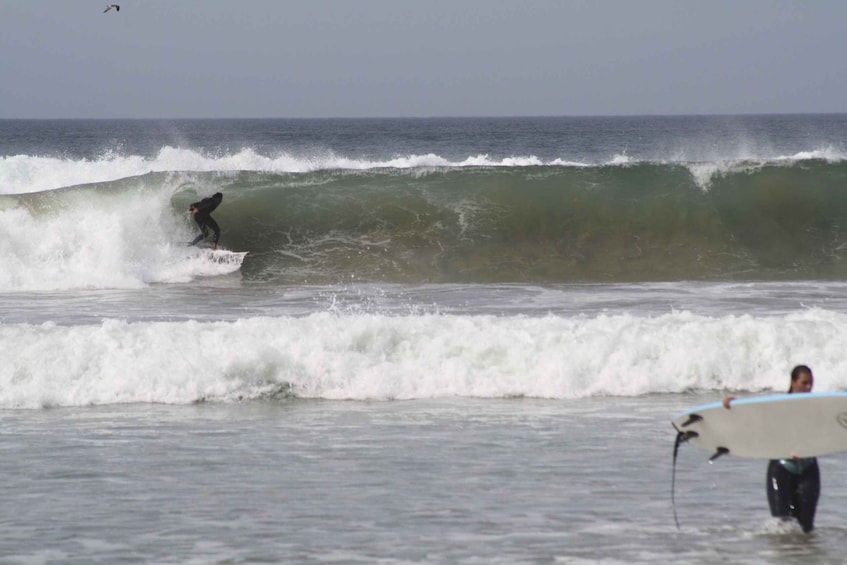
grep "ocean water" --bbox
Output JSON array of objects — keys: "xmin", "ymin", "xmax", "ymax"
[{"xmin": 3, "ymin": 116, "xmax": 847, "ymax": 563}]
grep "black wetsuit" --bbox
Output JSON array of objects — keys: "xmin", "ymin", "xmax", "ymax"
[
  {"xmin": 766, "ymin": 457, "xmax": 820, "ymax": 532},
  {"xmin": 190, "ymin": 193, "xmax": 222, "ymax": 246}
]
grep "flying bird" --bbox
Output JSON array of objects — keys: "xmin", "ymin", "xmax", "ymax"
[{"xmin": 103, "ymin": 4, "xmax": 120, "ymax": 13}]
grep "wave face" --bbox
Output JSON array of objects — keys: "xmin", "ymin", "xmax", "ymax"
[
  {"xmin": 4, "ymin": 116, "xmax": 847, "ymax": 289},
  {"xmin": 212, "ymin": 161, "xmax": 847, "ymax": 284},
  {"xmin": 4, "ymin": 158, "xmax": 847, "ymax": 289}
]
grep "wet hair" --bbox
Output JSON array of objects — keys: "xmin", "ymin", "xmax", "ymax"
[
  {"xmin": 788, "ymin": 364, "xmax": 813, "ymax": 393},
  {"xmin": 213, "ymin": 192, "xmax": 222, "ymax": 199}
]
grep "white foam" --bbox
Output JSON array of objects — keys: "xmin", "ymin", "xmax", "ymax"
[
  {"xmin": 775, "ymin": 145, "xmax": 845, "ymax": 162},
  {"xmin": 0, "ymin": 152, "xmax": 152, "ymax": 195},
  {"xmin": 0, "ymin": 186, "xmax": 242, "ymax": 290},
  {"xmin": 6, "ymin": 145, "xmax": 846, "ymax": 196},
  {"xmin": 684, "ymin": 145, "xmax": 847, "ymax": 191},
  {"xmin": 685, "ymin": 161, "xmax": 764, "ymax": 191},
  {"xmin": 2, "ymin": 308, "xmax": 846, "ymax": 408},
  {"xmin": 608, "ymin": 153, "xmax": 634, "ymax": 166}
]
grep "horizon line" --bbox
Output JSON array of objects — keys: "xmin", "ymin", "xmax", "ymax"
[{"xmin": 3, "ymin": 111, "xmax": 847, "ymax": 121}]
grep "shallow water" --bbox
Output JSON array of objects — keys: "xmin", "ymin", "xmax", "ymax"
[{"xmin": 3, "ymin": 396, "xmax": 846, "ymax": 563}]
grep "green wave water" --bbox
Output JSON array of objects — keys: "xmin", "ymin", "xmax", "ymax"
[
  {"xmin": 7, "ymin": 161, "xmax": 847, "ymax": 285},
  {"xmin": 161, "ymin": 161, "xmax": 847, "ymax": 283}
]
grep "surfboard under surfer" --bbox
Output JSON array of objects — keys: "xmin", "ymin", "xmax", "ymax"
[
  {"xmin": 189, "ymin": 192, "xmax": 223, "ymax": 250},
  {"xmin": 723, "ymin": 365, "xmax": 820, "ymax": 532}
]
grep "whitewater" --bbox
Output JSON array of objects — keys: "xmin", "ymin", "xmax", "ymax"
[{"xmin": 5, "ymin": 308, "xmax": 847, "ymax": 409}]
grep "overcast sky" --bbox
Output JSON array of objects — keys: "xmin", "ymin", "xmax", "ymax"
[{"xmin": 2, "ymin": 1, "xmax": 846, "ymax": 119}]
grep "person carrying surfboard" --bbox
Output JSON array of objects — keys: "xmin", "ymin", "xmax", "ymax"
[
  {"xmin": 724, "ymin": 365, "xmax": 820, "ymax": 532},
  {"xmin": 189, "ymin": 192, "xmax": 223, "ymax": 250}
]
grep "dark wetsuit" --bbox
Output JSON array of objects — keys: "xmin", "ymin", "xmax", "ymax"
[
  {"xmin": 767, "ymin": 457, "xmax": 820, "ymax": 532},
  {"xmin": 190, "ymin": 193, "xmax": 222, "ymax": 246}
]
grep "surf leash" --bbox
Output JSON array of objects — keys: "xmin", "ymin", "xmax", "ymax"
[
  {"xmin": 671, "ymin": 417, "xmax": 701, "ymax": 530},
  {"xmin": 671, "ymin": 430, "xmax": 686, "ymax": 529}
]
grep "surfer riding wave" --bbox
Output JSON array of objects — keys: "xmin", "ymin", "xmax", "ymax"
[{"xmin": 189, "ymin": 192, "xmax": 223, "ymax": 250}]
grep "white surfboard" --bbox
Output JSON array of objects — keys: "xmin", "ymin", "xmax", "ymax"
[
  {"xmin": 187, "ymin": 242, "xmax": 247, "ymax": 264},
  {"xmin": 672, "ymin": 392, "xmax": 847, "ymax": 459},
  {"xmin": 203, "ymin": 249, "xmax": 247, "ymax": 266}
]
